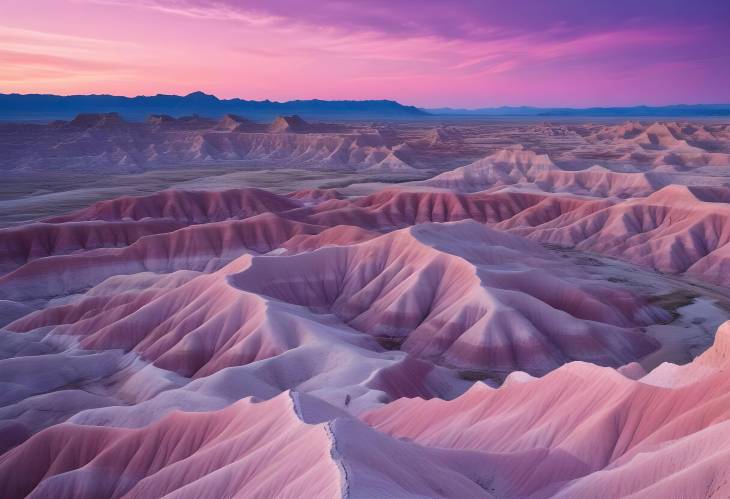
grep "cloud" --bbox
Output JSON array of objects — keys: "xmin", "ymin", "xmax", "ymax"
[
  {"xmin": 0, "ymin": 25, "xmax": 144, "ymax": 90},
  {"xmin": 88, "ymin": 0, "xmax": 726, "ymax": 78},
  {"xmin": 3, "ymin": 0, "xmax": 729, "ymax": 105},
  {"xmin": 109, "ymin": 0, "xmax": 730, "ymax": 43}
]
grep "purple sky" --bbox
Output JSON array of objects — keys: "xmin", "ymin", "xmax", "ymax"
[{"xmin": 2, "ymin": 0, "xmax": 729, "ymax": 107}]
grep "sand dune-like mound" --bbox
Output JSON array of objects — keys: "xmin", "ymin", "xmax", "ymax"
[
  {"xmin": 364, "ymin": 150, "xmax": 419, "ymax": 173},
  {"xmin": 45, "ymin": 187, "xmax": 301, "ymax": 223},
  {"xmin": 414, "ymin": 126, "xmax": 463, "ymax": 148},
  {"xmin": 350, "ymin": 185, "xmax": 730, "ymax": 286},
  {"xmin": 425, "ymin": 146, "xmax": 559, "ymax": 192},
  {"xmin": 34, "ymin": 183, "xmax": 730, "ymax": 288},
  {"xmin": 281, "ymin": 225, "xmax": 377, "ymax": 252},
  {"xmin": 228, "ymin": 222, "xmax": 662, "ymax": 374},
  {"xmin": 2, "ymin": 322, "xmax": 728, "ymax": 498},
  {"xmin": 214, "ymin": 113, "xmax": 258, "ymax": 131},
  {"xmin": 486, "ymin": 146, "xmax": 558, "ymax": 169},
  {"xmin": 584, "ymin": 121, "xmax": 717, "ymax": 148},
  {"xmin": 533, "ymin": 165, "xmax": 664, "ymax": 198},
  {"xmin": 297, "ymin": 185, "xmax": 728, "ymax": 287},
  {"xmin": 304, "ymin": 185, "xmax": 730, "ymax": 286},
  {"xmin": 0, "ymin": 393, "xmax": 344, "ymax": 498},
  {"xmin": 633, "ymin": 122, "xmax": 687, "ymax": 148},
  {"xmin": 364, "ymin": 321, "xmax": 730, "ymax": 498},
  {"xmin": 307, "ymin": 188, "xmax": 562, "ymax": 229},
  {"xmin": 8, "ymin": 221, "xmax": 665, "ymax": 378},
  {"xmin": 586, "ymin": 120, "xmax": 645, "ymax": 141},
  {"xmin": 0, "ymin": 219, "xmax": 184, "ymax": 273},
  {"xmin": 0, "ymin": 390, "xmax": 505, "ymax": 498},
  {"xmin": 176, "ymin": 130, "xmax": 416, "ymax": 170},
  {"xmin": 286, "ymin": 188, "xmax": 344, "ymax": 202},
  {"xmin": 68, "ymin": 112, "xmax": 127, "ymax": 129},
  {"xmin": 425, "ymin": 144, "xmax": 676, "ymax": 198},
  {"xmin": 5, "ymin": 256, "xmax": 472, "ymax": 410},
  {"xmin": 505, "ymin": 184, "xmax": 730, "ymax": 284},
  {"xmin": 0, "ymin": 213, "xmax": 323, "ymax": 300},
  {"xmin": 269, "ymin": 114, "xmax": 309, "ymax": 133},
  {"xmin": 572, "ymin": 121, "xmax": 730, "ymax": 168},
  {"xmin": 314, "ymin": 133, "xmax": 417, "ymax": 171},
  {"xmin": 653, "ymin": 148, "xmax": 730, "ymax": 168}
]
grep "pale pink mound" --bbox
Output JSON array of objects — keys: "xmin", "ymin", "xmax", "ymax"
[
  {"xmin": 233, "ymin": 222, "xmax": 663, "ymax": 373},
  {"xmin": 2, "ymin": 324, "xmax": 728, "ymax": 498},
  {"xmin": 426, "ymin": 145, "xmax": 559, "ymax": 192},
  {"xmin": 44, "ymin": 187, "xmax": 300, "ymax": 223},
  {"xmin": 507, "ymin": 184, "xmax": 730, "ymax": 285},
  {"xmin": 364, "ymin": 321, "xmax": 730, "ymax": 498},
  {"xmin": 287, "ymin": 187, "xmax": 345, "ymax": 202},
  {"xmin": 574, "ymin": 121, "xmax": 730, "ymax": 167},
  {"xmin": 281, "ymin": 225, "xmax": 378, "ymax": 252},
  {"xmin": 309, "ymin": 188, "xmax": 548, "ymax": 228},
  {"xmin": 0, "ymin": 389, "xmax": 508, "ymax": 498},
  {"xmin": 214, "ymin": 113, "xmax": 258, "ymax": 132},
  {"xmin": 301, "ymin": 185, "xmax": 730, "ymax": 286},
  {"xmin": 0, "ymin": 394, "xmax": 343, "ymax": 498},
  {"xmin": 0, "ymin": 213, "xmax": 322, "ymax": 300},
  {"xmin": 8, "ymin": 222, "xmax": 664, "ymax": 379},
  {"xmin": 533, "ymin": 166, "xmax": 663, "ymax": 198},
  {"xmin": 425, "ymin": 146, "xmax": 668, "ymax": 197},
  {"xmin": 29, "ymin": 180, "xmax": 730, "ymax": 287},
  {"xmin": 0, "ymin": 219, "xmax": 184, "ymax": 273}
]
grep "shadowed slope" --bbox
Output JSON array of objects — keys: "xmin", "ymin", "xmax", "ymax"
[
  {"xmin": 507, "ymin": 185, "xmax": 730, "ymax": 285},
  {"xmin": 0, "ymin": 213, "xmax": 322, "ymax": 300},
  {"xmin": 45, "ymin": 187, "xmax": 301, "ymax": 223},
  {"xmin": 8, "ymin": 222, "xmax": 664, "ymax": 378}
]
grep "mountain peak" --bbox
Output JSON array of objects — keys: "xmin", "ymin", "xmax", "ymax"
[{"xmin": 185, "ymin": 91, "xmax": 219, "ymax": 101}]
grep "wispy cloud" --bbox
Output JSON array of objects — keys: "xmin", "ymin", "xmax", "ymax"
[
  {"xmin": 0, "ymin": 25, "xmax": 145, "ymax": 91},
  {"xmin": 2, "ymin": 0, "xmax": 729, "ymax": 105},
  {"xmin": 86, "ymin": 0, "xmax": 280, "ymax": 24}
]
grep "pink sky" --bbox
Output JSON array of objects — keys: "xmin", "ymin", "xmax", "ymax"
[{"xmin": 2, "ymin": 0, "xmax": 729, "ymax": 107}]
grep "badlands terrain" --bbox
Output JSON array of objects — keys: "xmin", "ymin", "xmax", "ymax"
[{"xmin": 1, "ymin": 116, "xmax": 730, "ymax": 497}]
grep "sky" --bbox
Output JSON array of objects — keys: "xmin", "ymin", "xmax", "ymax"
[{"xmin": 1, "ymin": 0, "xmax": 729, "ymax": 108}]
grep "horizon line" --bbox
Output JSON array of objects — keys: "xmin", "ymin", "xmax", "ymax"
[{"xmin": 2, "ymin": 91, "xmax": 730, "ymax": 111}]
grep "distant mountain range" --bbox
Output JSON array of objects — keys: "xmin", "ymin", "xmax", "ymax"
[
  {"xmin": 425, "ymin": 104, "xmax": 730, "ymax": 117},
  {"xmin": 2, "ymin": 92, "xmax": 730, "ymax": 122},
  {"xmin": 0, "ymin": 91, "xmax": 427, "ymax": 122}
]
